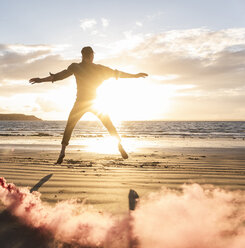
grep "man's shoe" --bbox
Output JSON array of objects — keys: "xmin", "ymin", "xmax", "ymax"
[
  {"xmin": 118, "ymin": 143, "xmax": 128, "ymax": 159},
  {"xmin": 55, "ymin": 154, "xmax": 65, "ymax": 165}
]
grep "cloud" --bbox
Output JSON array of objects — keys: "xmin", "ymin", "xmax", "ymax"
[
  {"xmin": 136, "ymin": 21, "xmax": 143, "ymax": 27},
  {"xmin": 99, "ymin": 28, "xmax": 245, "ymax": 91},
  {"xmin": 35, "ymin": 97, "xmax": 62, "ymax": 112},
  {"xmin": 1, "ymin": 28, "xmax": 245, "ymax": 120},
  {"xmin": 0, "ymin": 43, "xmax": 68, "ymax": 55},
  {"xmin": 80, "ymin": 18, "xmax": 97, "ymax": 30},
  {"xmin": 168, "ymin": 94, "xmax": 245, "ymax": 120},
  {"xmin": 79, "ymin": 18, "xmax": 109, "ymax": 36},
  {"xmin": 101, "ymin": 27, "xmax": 245, "ymax": 59},
  {"xmin": 0, "ymin": 94, "xmax": 37, "ymax": 116},
  {"xmin": 140, "ymin": 28, "xmax": 245, "ymax": 58},
  {"xmin": 146, "ymin": 11, "xmax": 164, "ymax": 21},
  {"xmin": 101, "ymin": 18, "xmax": 109, "ymax": 27},
  {"xmin": 0, "ymin": 44, "xmax": 75, "ymax": 82}
]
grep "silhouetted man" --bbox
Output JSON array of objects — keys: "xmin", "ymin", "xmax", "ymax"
[{"xmin": 29, "ymin": 46, "xmax": 148, "ymax": 164}]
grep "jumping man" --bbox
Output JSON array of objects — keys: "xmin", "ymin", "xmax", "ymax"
[{"xmin": 29, "ymin": 46, "xmax": 148, "ymax": 164}]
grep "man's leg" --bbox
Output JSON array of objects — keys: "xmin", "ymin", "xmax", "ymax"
[
  {"xmin": 92, "ymin": 111, "xmax": 128, "ymax": 159},
  {"xmin": 56, "ymin": 102, "xmax": 87, "ymax": 164}
]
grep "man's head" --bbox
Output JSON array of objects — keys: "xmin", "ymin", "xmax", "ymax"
[{"xmin": 81, "ymin": 46, "xmax": 94, "ymax": 63}]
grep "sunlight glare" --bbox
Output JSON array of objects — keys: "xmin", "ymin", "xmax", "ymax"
[
  {"xmin": 93, "ymin": 78, "xmax": 174, "ymax": 121},
  {"xmin": 86, "ymin": 136, "xmax": 119, "ymax": 154}
]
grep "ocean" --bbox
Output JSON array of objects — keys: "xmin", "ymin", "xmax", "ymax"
[{"xmin": 0, "ymin": 121, "xmax": 244, "ymax": 139}]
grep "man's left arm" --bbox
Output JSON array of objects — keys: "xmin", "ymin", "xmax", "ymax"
[
  {"xmin": 116, "ymin": 70, "xmax": 148, "ymax": 79},
  {"xmin": 100, "ymin": 65, "xmax": 148, "ymax": 80}
]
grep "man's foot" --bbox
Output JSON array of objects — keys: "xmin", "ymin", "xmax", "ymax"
[
  {"xmin": 55, "ymin": 154, "xmax": 65, "ymax": 165},
  {"xmin": 118, "ymin": 143, "xmax": 128, "ymax": 159}
]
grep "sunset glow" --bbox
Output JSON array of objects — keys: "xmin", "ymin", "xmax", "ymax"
[
  {"xmin": 93, "ymin": 79, "xmax": 174, "ymax": 122},
  {"xmin": 0, "ymin": 1, "xmax": 245, "ymax": 121},
  {"xmin": 86, "ymin": 136, "xmax": 120, "ymax": 154}
]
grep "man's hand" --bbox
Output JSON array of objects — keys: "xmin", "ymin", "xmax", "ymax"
[
  {"xmin": 135, "ymin": 73, "xmax": 148, "ymax": 78},
  {"xmin": 29, "ymin": 78, "xmax": 42, "ymax": 84}
]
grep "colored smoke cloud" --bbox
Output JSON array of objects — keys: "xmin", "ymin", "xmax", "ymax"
[
  {"xmin": 132, "ymin": 184, "xmax": 245, "ymax": 248},
  {"xmin": 0, "ymin": 177, "xmax": 245, "ymax": 248}
]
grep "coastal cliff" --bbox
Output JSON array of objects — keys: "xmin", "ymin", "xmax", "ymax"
[{"xmin": 0, "ymin": 114, "xmax": 42, "ymax": 121}]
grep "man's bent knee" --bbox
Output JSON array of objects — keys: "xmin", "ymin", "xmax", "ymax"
[{"xmin": 61, "ymin": 140, "xmax": 69, "ymax": 146}]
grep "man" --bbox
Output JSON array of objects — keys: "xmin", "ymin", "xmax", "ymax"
[{"xmin": 29, "ymin": 46, "xmax": 148, "ymax": 164}]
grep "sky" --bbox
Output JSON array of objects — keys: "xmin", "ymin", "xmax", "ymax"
[{"xmin": 1, "ymin": 0, "xmax": 245, "ymax": 121}]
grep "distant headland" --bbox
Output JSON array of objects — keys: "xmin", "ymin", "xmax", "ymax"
[{"xmin": 0, "ymin": 114, "xmax": 42, "ymax": 121}]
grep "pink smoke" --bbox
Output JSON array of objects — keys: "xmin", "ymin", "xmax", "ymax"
[
  {"xmin": 0, "ymin": 177, "xmax": 245, "ymax": 248},
  {"xmin": 132, "ymin": 184, "xmax": 245, "ymax": 248},
  {"xmin": 0, "ymin": 177, "xmax": 117, "ymax": 247}
]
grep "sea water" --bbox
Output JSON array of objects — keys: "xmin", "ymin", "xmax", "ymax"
[{"xmin": 0, "ymin": 121, "xmax": 244, "ymax": 139}]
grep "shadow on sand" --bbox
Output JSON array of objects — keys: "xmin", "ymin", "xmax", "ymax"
[
  {"xmin": 0, "ymin": 208, "xmax": 98, "ymax": 247},
  {"xmin": 30, "ymin": 173, "xmax": 53, "ymax": 193},
  {"xmin": 0, "ymin": 209, "xmax": 56, "ymax": 248},
  {"xmin": 0, "ymin": 174, "xmax": 58, "ymax": 248}
]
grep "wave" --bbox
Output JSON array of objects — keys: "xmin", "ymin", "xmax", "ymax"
[{"xmin": 0, "ymin": 121, "xmax": 245, "ymax": 139}]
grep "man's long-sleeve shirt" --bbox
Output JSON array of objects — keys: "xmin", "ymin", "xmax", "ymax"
[{"xmin": 51, "ymin": 61, "xmax": 120, "ymax": 101}]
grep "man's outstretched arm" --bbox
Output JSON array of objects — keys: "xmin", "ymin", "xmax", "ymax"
[
  {"xmin": 29, "ymin": 68, "xmax": 73, "ymax": 84},
  {"xmin": 117, "ymin": 71, "xmax": 148, "ymax": 79}
]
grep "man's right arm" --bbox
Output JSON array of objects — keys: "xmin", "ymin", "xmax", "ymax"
[{"xmin": 29, "ymin": 65, "xmax": 74, "ymax": 84}]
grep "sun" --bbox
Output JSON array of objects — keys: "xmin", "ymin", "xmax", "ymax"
[{"xmin": 92, "ymin": 78, "xmax": 173, "ymax": 122}]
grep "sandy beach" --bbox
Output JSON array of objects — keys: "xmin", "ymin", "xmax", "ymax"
[{"xmin": 0, "ymin": 136, "xmax": 245, "ymax": 247}]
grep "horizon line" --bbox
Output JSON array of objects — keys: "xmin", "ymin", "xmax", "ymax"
[{"xmin": 43, "ymin": 119, "xmax": 245, "ymax": 122}]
